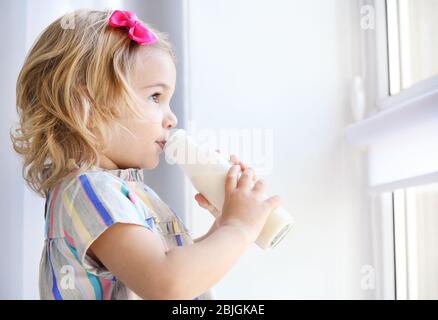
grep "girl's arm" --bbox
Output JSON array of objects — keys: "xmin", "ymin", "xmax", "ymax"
[
  {"xmin": 192, "ymin": 153, "xmax": 256, "ymax": 244},
  {"xmin": 90, "ymin": 166, "xmax": 279, "ymax": 300},
  {"xmin": 89, "ymin": 219, "xmax": 251, "ymax": 300},
  {"xmin": 192, "ymin": 219, "xmax": 220, "ymax": 243}
]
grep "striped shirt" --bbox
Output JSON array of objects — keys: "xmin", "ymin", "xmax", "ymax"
[{"xmin": 39, "ymin": 166, "xmax": 214, "ymax": 300}]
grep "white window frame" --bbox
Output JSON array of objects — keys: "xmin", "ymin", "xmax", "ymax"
[
  {"xmin": 346, "ymin": 0, "xmax": 438, "ymax": 192},
  {"xmin": 346, "ymin": 0, "xmax": 438, "ymax": 300},
  {"xmin": 347, "ymin": 0, "xmax": 438, "ymax": 149}
]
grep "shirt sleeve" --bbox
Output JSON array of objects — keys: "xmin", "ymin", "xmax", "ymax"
[{"xmin": 62, "ymin": 172, "xmax": 153, "ymax": 276}]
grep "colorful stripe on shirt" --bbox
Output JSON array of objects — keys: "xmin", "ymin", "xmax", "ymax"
[
  {"xmin": 79, "ymin": 175, "xmax": 114, "ymax": 226},
  {"xmin": 47, "ymin": 241, "xmax": 63, "ymax": 300}
]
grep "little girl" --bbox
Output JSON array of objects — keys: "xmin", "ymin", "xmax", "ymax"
[{"xmin": 12, "ymin": 9, "xmax": 281, "ymax": 300}]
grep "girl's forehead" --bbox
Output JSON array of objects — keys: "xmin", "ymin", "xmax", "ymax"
[{"xmin": 132, "ymin": 48, "xmax": 176, "ymax": 89}]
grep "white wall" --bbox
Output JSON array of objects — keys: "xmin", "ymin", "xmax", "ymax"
[
  {"xmin": 0, "ymin": 0, "xmax": 188, "ymax": 299},
  {"xmin": 0, "ymin": 0, "xmax": 27, "ymax": 300},
  {"xmin": 123, "ymin": 0, "xmax": 189, "ymax": 222},
  {"xmin": 186, "ymin": 0, "xmax": 375, "ymax": 299},
  {"xmin": 1, "ymin": 0, "xmax": 376, "ymax": 300},
  {"xmin": 0, "ymin": 0, "xmax": 126, "ymax": 300}
]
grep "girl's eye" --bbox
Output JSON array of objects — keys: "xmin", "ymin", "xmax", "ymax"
[{"xmin": 149, "ymin": 93, "xmax": 161, "ymax": 104}]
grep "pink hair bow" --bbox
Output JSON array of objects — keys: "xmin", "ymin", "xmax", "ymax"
[{"xmin": 108, "ymin": 10, "xmax": 159, "ymax": 45}]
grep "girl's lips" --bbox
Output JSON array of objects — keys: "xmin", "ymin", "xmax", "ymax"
[{"xmin": 155, "ymin": 140, "xmax": 166, "ymax": 150}]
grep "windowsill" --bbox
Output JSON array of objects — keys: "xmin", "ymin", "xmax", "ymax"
[
  {"xmin": 369, "ymin": 171, "xmax": 438, "ymax": 195},
  {"xmin": 345, "ymin": 75, "xmax": 438, "ymax": 190},
  {"xmin": 345, "ymin": 75, "xmax": 438, "ymax": 147}
]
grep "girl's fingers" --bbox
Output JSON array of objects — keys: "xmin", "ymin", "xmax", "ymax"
[
  {"xmin": 230, "ymin": 154, "xmax": 238, "ymax": 164},
  {"xmin": 264, "ymin": 195, "xmax": 282, "ymax": 211},
  {"xmin": 225, "ymin": 165, "xmax": 240, "ymax": 193},
  {"xmin": 252, "ymin": 179, "xmax": 266, "ymax": 195},
  {"xmin": 219, "ymin": 151, "xmax": 257, "ymax": 182},
  {"xmin": 194, "ymin": 193, "xmax": 209, "ymax": 208},
  {"xmin": 237, "ymin": 167, "xmax": 254, "ymax": 190},
  {"xmin": 230, "ymin": 154, "xmax": 257, "ymax": 181},
  {"xmin": 230, "ymin": 154, "xmax": 248, "ymax": 172},
  {"xmin": 195, "ymin": 193, "xmax": 221, "ymax": 217},
  {"xmin": 218, "ymin": 150, "xmax": 246, "ymax": 171}
]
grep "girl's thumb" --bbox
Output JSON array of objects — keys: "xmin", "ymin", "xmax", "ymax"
[{"xmin": 264, "ymin": 195, "xmax": 282, "ymax": 210}]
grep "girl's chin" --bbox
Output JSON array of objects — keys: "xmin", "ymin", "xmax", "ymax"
[
  {"xmin": 142, "ymin": 155, "xmax": 160, "ymax": 170},
  {"xmin": 139, "ymin": 144, "xmax": 163, "ymax": 169},
  {"xmin": 140, "ymin": 161, "xmax": 158, "ymax": 170}
]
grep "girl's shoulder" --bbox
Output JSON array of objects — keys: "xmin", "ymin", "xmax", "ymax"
[
  {"xmin": 51, "ymin": 169, "xmax": 121, "ymax": 201},
  {"xmin": 57, "ymin": 167, "xmax": 165, "ymax": 216},
  {"xmin": 44, "ymin": 168, "xmax": 146, "ymax": 224},
  {"xmin": 58, "ymin": 166, "xmax": 142, "ymax": 194},
  {"xmin": 48, "ymin": 166, "xmax": 176, "ymax": 227}
]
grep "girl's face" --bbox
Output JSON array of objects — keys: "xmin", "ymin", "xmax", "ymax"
[{"xmin": 101, "ymin": 47, "xmax": 178, "ymax": 170}]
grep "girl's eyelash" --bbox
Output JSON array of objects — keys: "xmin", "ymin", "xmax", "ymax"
[{"xmin": 149, "ymin": 93, "xmax": 161, "ymax": 103}]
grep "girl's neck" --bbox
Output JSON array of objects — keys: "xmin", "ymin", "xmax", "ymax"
[{"xmin": 98, "ymin": 154, "xmax": 119, "ymax": 170}]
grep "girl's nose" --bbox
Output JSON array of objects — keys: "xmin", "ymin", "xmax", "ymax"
[{"xmin": 163, "ymin": 110, "xmax": 178, "ymax": 129}]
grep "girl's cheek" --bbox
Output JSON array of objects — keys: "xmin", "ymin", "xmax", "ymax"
[
  {"xmin": 147, "ymin": 115, "xmax": 163, "ymax": 125},
  {"xmin": 139, "ymin": 109, "xmax": 162, "ymax": 124}
]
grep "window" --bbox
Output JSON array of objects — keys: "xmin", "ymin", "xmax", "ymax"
[
  {"xmin": 387, "ymin": 0, "xmax": 438, "ymax": 95},
  {"xmin": 393, "ymin": 183, "xmax": 438, "ymax": 299},
  {"xmin": 347, "ymin": 0, "xmax": 438, "ymax": 300}
]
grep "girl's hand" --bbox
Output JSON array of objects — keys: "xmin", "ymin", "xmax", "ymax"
[{"xmin": 194, "ymin": 151, "xmax": 257, "ymax": 218}]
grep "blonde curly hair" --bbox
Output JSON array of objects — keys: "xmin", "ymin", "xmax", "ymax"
[{"xmin": 11, "ymin": 8, "xmax": 176, "ymax": 197}]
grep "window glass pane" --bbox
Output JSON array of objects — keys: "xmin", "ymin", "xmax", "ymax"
[
  {"xmin": 393, "ymin": 182, "xmax": 438, "ymax": 299},
  {"xmin": 387, "ymin": 0, "xmax": 438, "ymax": 95},
  {"xmin": 413, "ymin": 183, "xmax": 438, "ymax": 299}
]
